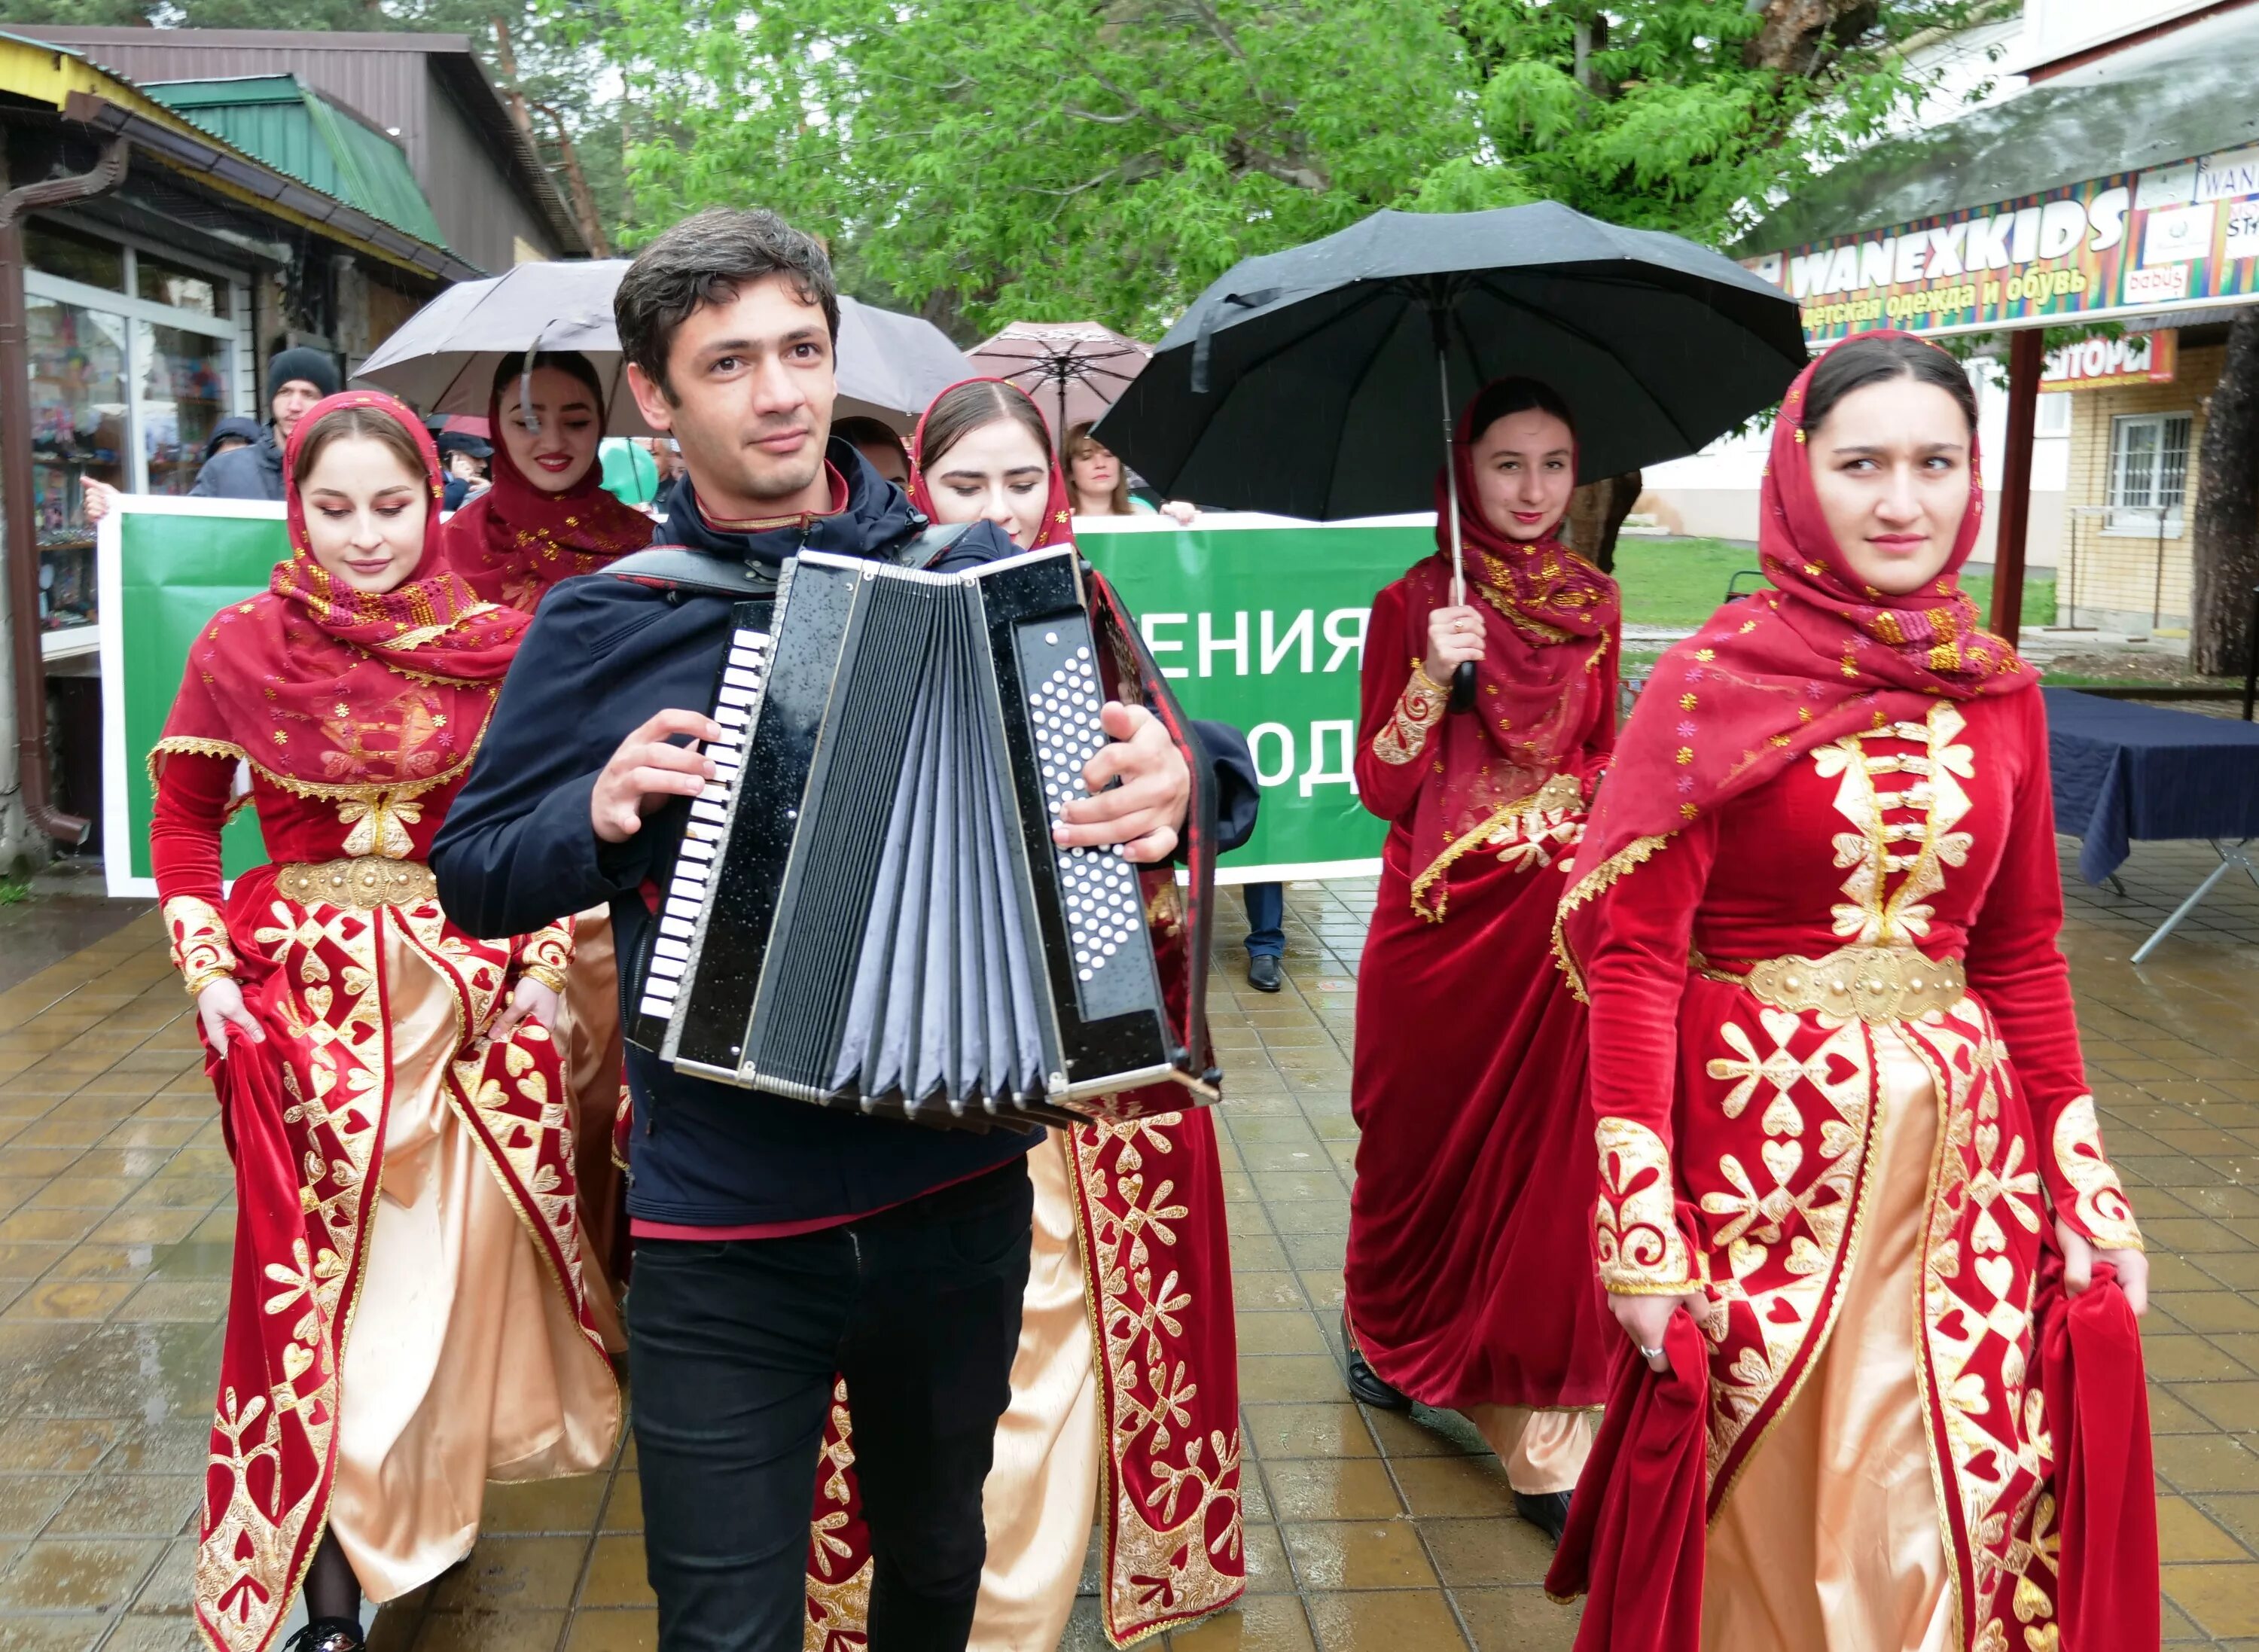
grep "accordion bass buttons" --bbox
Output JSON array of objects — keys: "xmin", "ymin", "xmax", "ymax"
[
  {"xmin": 636, "ymin": 623, "xmax": 773, "ymax": 1026},
  {"xmin": 1026, "ymin": 645, "xmax": 1145, "ymax": 989}
]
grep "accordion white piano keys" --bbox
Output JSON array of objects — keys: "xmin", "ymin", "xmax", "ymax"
[{"xmin": 636, "ymin": 623, "xmax": 773, "ymax": 1024}]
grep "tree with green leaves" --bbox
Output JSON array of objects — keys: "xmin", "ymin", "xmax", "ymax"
[{"xmin": 597, "ymin": 0, "xmax": 1978, "ymax": 341}]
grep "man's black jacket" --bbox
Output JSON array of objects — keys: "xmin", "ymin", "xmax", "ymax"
[{"xmin": 432, "ymin": 443, "xmax": 1257, "ymax": 1228}]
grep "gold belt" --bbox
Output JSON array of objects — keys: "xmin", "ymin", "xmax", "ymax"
[
  {"xmin": 1698, "ymin": 944, "xmax": 1966, "ymax": 1024},
  {"xmin": 275, "ymin": 856, "xmax": 437, "ymax": 909}
]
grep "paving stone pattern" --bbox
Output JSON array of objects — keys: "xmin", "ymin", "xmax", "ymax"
[{"xmin": 0, "ymin": 834, "xmax": 2249, "ymax": 1649}]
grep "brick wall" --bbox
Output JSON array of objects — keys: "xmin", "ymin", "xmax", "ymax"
[{"xmin": 2059, "ymin": 343, "xmax": 2221, "ymax": 627}]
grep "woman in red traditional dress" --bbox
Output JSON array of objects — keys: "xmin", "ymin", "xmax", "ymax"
[
  {"xmin": 1549, "ymin": 332, "xmax": 2157, "ymax": 1652},
  {"xmin": 157, "ymin": 392, "xmax": 621, "ymax": 1652},
  {"xmin": 795, "ymin": 378, "xmax": 1245, "ymax": 1651},
  {"xmin": 1342, "ymin": 376, "xmax": 1617, "ymax": 1543},
  {"xmin": 443, "ymin": 352, "xmax": 654, "ymax": 1350}
]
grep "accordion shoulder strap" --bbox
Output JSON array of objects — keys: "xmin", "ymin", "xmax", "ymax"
[{"xmin": 605, "ymin": 523, "xmax": 976, "ymax": 599}]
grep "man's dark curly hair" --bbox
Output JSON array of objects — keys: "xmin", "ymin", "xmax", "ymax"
[{"xmin": 614, "ymin": 207, "xmax": 840, "ymax": 401}]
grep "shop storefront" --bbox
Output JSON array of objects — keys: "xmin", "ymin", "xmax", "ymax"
[
  {"xmin": 1733, "ymin": 0, "xmax": 2259, "ymax": 646},
  {"xmin": 25, "ymin": 215, "xmax": 251, "ymax": 663}
]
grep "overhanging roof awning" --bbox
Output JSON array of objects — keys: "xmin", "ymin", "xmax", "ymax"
[
  {"xmin": 0, "ymin": 32, "xmax": 479, "ymax": 283},
  {"xmin": 1739, "ymin": 5, "xmax": 2259, "ymax": 253}
]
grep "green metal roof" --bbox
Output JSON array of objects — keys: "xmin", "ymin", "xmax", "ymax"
[
  {"xmin": 1739, "ymin": 5, "xmax": 2259, "ymax": 253},
  {"xmin": 145, "ymin": 74, "xmax": 449, "ymax": 248}
]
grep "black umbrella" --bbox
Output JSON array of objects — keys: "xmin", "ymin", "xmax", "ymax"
[{"xmin": 1092, "ymin": 201, "xmax": 1807, "ymax": 705}]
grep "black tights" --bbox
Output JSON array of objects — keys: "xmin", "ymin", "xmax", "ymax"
[{"xmin": 303, "ymin": 1530, "xmax": 362, "ymax": 1629}]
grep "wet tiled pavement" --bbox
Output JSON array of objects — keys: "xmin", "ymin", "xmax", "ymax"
[{"xmin": 0, "ymin": 833, "xmax": 2251, "ymax": 1649}]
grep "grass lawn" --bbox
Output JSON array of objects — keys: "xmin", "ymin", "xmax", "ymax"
[{"xmin": 1611, "ymin": 535, "xmax": 2055, "ymax": 632}]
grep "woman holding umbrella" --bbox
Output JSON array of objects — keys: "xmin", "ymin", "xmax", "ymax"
[
  {"xmin": 444, "ymin": 351, "xmax": 655, "ymax": 1349},
  {"xmin": 1341, "ymin": 376, "xmax": 1617, "ymax": 1542},
  {"xmin": 155, "ymin": 392, "xmax": 619, "ymax": 1652},
  {"xmin": 1551, "ymin": 333, "xmax": 2154, "ymax": 1651}
]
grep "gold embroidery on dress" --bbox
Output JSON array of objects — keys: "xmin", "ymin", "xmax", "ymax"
[
  {"xmin": 335, "ymin": 791, "xmax": 422, "ymax": 859},
  {"xmin": 1809, "ymin": 703, "xmax": 1973, "ymax": 946},
  {"xmin": 1373, "ymin": 662, "xmax": 1447, "ymax": 767},
  {"xmin": 1551, "ymin": 833, "xmax": 1672, "ymax": 999},
  {"xmin": 806, "ymin": 1378, "xmax": 873, "ymax": 1651},
  {"xmin": 163, "ymin": 894, "xmax": 237, "ymax": 995},
  {"xmin": 1410, "ymin": 771, "xmax": 1585, "ymax": 923},
  {"xmin": 2049, "ymin": 1095, "xmax": 2143, "ymax": 1251},
  {"xmin": 1069, "ymin": 1120, "xmax": 1244, "ymax": 1635},
  {"xmin": 1593, "ymin": 1116, "xmax": 1693, "ymax": 1293}
]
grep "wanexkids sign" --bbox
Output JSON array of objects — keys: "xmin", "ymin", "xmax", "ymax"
[{"xmin": 1745, "ymin": 145, "xmax": 2259, "ymax": 343}]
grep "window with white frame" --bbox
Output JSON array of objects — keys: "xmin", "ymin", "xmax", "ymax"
[
  {"xmin": 2105, "ymin": 411, "xmax": 2191, "ymax": 536},
  {"xmin": 23, "ymin": 218, "xmax": 252, "ymax": 646}
]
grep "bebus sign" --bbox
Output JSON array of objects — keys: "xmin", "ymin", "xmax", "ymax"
[{"xmin": 1745, "ymin": 143, "xmax": 2259, "ymax": 342}]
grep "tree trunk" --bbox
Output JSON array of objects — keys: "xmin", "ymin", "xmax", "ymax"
[
  {"xmin": 1743, "ymin": 0, "xmax": 1876, "ymax": 72},
  {"xmin": 491, "ymin": 16, "xmax": 611, "ymax": 258},
  {"xmin": 531, "ymin": 99, "xmax": 613, "ymax": 258},
  {"xmin": 1565, "ymin": 470, "xmax": 1643, "ymax": 575},
  {"xmin": 489, "ymin": 17, "xmax": 540, "ymax": 145},
  {"xmin": 2191, "ymin": 306, "xmax": 2259, "ymax": 676}
]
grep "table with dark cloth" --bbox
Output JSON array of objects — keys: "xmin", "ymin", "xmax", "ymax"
[{"xmin": 2044, "ymin": 689, "xmax": 2259, "ymax": 885}]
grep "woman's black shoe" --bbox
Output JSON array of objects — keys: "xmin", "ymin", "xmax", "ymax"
[
  {"xmin": 1515, "ymin": 1489, "xmax": 1573, "ymax": 1547},
  {"xmin": 284, "ymin": 1619, "xmax": 366, "ymax": 1652},
  {"xmin": 1340, "ymin": 1310, "xmax": 1412, "ymax": 1410}
]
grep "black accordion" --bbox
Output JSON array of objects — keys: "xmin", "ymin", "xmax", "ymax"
[{"xmin": 624, "ymin": 542, "xmax": 1219, "ymax": 1132}]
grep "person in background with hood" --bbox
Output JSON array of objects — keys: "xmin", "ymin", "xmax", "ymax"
[{"xmin": 200, "ymin": 416, "xmax": 263, "ymax": 464}]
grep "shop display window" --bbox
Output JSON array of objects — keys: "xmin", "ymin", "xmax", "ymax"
[
  {"xmin": 21, "ymin": 219, "xmax": 248, "ymax": 645},
  {"xmin": 28, "ymin": 296, "xmax": 127, "ymax": 635},
  {"xmin": 139, "ymin": 323, "xmax": 232, "ymax": 498}
]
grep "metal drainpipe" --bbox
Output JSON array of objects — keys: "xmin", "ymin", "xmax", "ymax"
[{"xmin": 0, "ymin": 136, "xmax": 130, "ymax": 846}]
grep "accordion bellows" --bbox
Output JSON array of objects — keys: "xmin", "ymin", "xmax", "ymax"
[{"xmin": 631, "ymin": 544, "xmax": 1218, "ymax": 1132}]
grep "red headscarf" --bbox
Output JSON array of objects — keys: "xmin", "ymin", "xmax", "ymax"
[
  {"xmin": 1403, "ymin": 384, "xmax": 1621, "ymax": 919},
  {"xmin": 443, "ymin": 364, "xmax": 652, "ymax": 610},
  {"xmin": 907, "ymin": 377, "xmax": 1075, "ymax": 548},
  {"xmin": 156, "ymin": 390, "xmax": 529, "ymax": 795},
  {"xmin": 1564, "ymin": 331, "xmax": 2032, "ymax": 952}
]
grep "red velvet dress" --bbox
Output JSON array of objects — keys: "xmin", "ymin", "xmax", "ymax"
[
  {"xmin": 1342, "ymin": 568, "xmax": 1617, "ymax": 1482},
  {"xmin": 157, "ymin": 754, "xmax": 618, "ymax": 1650},
  {"xmin": 1558, "ymin": 690, "xmax": 2154, "ymax": 1650}
]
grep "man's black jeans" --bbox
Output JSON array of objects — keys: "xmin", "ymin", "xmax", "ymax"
[{"xmin": 628, "ymin": 1158, "xmax": 1034, "ymax": 1652}]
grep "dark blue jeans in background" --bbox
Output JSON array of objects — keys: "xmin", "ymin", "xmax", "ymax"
[
  {"xmin": 1242, "ymin": 881, "xmax": 1285, "ymax": 959},
  {"xmin": 628, "ymin": 1159, "xmax": 1034, "ymax": 1651}
]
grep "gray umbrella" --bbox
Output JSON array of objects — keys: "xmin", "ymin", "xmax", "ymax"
[
  {"xmin": 355, "ymin": 261, "xmax": 971, "ymax": 434},
  {"xmin": 1091, "ymin": 200, "xmax": 1807, "ymax": 706}
]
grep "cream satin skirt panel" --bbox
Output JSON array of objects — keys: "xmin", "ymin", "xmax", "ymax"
[
  {"xmin": 1459, "ymin": 1404, "xmax": 1594, "ymax": 1495},
  {"xmin": 1702, "ymin": 1026, "xmax": 1953, "ymax": 1652},
  {"xmin": 553, "ymin": 905, "xmax": 627, "ymax": 1354},
  {"xmin": 329, "ymin": 934, "xmax": 622, "ymax": 1603},
  {"xmin": 969, "ymin": 1130, "xmax": 1102, "ymax": 1652}
]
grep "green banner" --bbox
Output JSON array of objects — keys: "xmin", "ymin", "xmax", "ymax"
[
  {"xmin": 99, "ymin": 502, "xmax": 1422, "ymax": 895},
  {"xmin": 100, "ymin": 498, "xmax": 289, "ymax": 894},
  {"xmin": 1079, "ymin": 516, "xmax": 1428, "ymax": 881}
]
